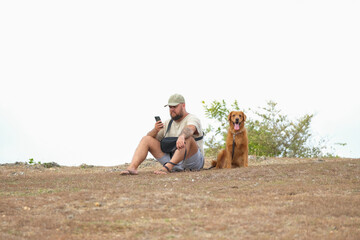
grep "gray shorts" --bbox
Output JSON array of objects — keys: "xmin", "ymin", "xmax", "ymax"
[{"xmin": 156, "ymin": 149, "xmax": 204, "ymax": 172}]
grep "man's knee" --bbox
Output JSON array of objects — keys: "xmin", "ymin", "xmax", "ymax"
[
  {"xmin": 140, "ymin": 135, "xmax": 160, "ymax": 146},
  {"xmin": 140, "ymin": 135, "xmax": 153, "ymax": 143},
  {"xmin": 141, "ymin": 135, "xmax": 162, "ymax": 152}
]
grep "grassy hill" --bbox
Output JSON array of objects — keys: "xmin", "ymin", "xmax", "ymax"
[{"xmin": 1, "ymin": 157, "xmax": 359, "ymax": 239}]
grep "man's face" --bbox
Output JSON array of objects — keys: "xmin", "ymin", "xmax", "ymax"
[{"xmin": 169, "ymin": 103, "xmax": 184, "ymax": 121}]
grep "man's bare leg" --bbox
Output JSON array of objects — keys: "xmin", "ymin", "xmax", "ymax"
[{"xmin": 120, "ymin": 136, "xmax": 164, "ymax": 175}]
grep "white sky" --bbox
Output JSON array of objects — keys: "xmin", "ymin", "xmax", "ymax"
[{"xmin": 1, "ymin": 1, "xmax": 359, "ymax": 166}]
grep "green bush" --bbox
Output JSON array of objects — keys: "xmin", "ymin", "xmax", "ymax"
[
  {"xmin": 42, "ymin": 162, "xmax": 61, "ymax": 168},
  {"xmin": 203, "ymin": 100, "xmax": 332, "ymax": 158}
]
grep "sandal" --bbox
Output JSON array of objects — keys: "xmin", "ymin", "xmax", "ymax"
[{"xmin": 163, "ymin": 162, "xmax": 177, "ymax": 173}]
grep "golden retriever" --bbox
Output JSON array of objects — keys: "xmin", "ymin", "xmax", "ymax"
[{"xmin": 212, "ymin": 111, "xmax": 248, "ymax": 168}]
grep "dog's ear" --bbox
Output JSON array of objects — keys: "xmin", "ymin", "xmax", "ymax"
[
  {"xmin": 243, "ymin": 112, "xmax": 247, "ymax": 122},
  {"xmin": 228, "ymin": 111, "xmax": 234, "ymax": 122}
]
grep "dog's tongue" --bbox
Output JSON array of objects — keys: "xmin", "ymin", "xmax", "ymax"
[{"xmin": 234, "ymin": 123, "xmax": 240, "ymax": 131}]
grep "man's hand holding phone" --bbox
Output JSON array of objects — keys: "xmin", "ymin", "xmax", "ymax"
[{"xmin": 154, "ymin": 116, "xmax": 164, "ymax": 131}]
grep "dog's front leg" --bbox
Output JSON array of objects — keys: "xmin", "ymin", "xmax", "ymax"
[{"xmin": 224, "ymin": 150, "xmax": 232, "ymax": 169}]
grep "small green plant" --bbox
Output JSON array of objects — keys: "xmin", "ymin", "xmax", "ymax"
[
  {"xmin": 27, "ymin": 158, "xmax": 42, "ymax": 165},
  {"xmin": 80, "ymin": 163, "xmax": 94, "ymax": 169}
]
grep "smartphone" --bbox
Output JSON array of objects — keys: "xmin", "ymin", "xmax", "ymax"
[{"xmin": 155, "ymin": 116, "xmax": 163, "ymax": 128}]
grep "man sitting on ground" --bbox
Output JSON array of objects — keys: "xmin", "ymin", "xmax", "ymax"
[{"xmin": 120, "ymin": 94, "xmax": 204, "ymax": 175}]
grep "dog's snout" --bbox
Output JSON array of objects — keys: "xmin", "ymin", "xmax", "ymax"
[{"xmin": 235, "ymin": 118, "xmax": 240, "ymax": 123}]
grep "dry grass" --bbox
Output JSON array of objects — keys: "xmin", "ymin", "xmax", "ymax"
[{"xmin": 1, "ymin": 157, "xmax": 359, "ymax": 239}]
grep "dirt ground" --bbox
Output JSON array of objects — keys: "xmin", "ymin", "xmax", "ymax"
[{"xmin": 1, "ymin": 157, "xmax": 359, "ymax": 240}]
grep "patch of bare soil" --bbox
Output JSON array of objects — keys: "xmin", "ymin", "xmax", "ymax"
[{"xmin": 1, "ymin": 157, "xmax": 359, "ymax": 239}]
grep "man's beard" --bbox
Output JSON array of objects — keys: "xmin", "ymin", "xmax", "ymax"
[{"xmin": 171, "ymin": 113, "xmax": 183, "ymax": 121}]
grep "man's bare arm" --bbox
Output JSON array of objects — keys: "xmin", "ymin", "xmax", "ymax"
[
  {"xmin": 147, "ymin": 121, "xmax": 164, "ymax": 138},
  {"xmin": 180, "ymin": 125, "xmax": 196, "ymax": 139},
  {"xmin": 177, "ymin": 125, "xmax": 197, "ymax": 150},
  {"xmin": 147, "ymin": 128, "xmax": 158, "ymax": 138}
]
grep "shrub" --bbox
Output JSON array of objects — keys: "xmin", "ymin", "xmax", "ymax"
[{"xmin": 42, "ymin": 162, "xmax": 61, "ymax": 168}]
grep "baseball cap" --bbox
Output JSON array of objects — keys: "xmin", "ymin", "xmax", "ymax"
[{"xmin": 164, "ymin": 94, "xmax": 185, "ymax": 107}]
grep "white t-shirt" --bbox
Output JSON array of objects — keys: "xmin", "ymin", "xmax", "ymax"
[{"xmin": 156, "ymin": 114, "xmax": 204, "ymax": 155}]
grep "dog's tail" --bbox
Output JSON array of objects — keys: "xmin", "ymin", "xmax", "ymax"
[
  {"xmin": 204, "ymin": 149, "xmax": 225, "ymax": 170},
  {"xmin": 211, "ymin": 160, "xmax": 217, "ymax": 168},
  {"xmin": 203, "ymin": 160, "xmax": 217, "ymax": 170}
]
